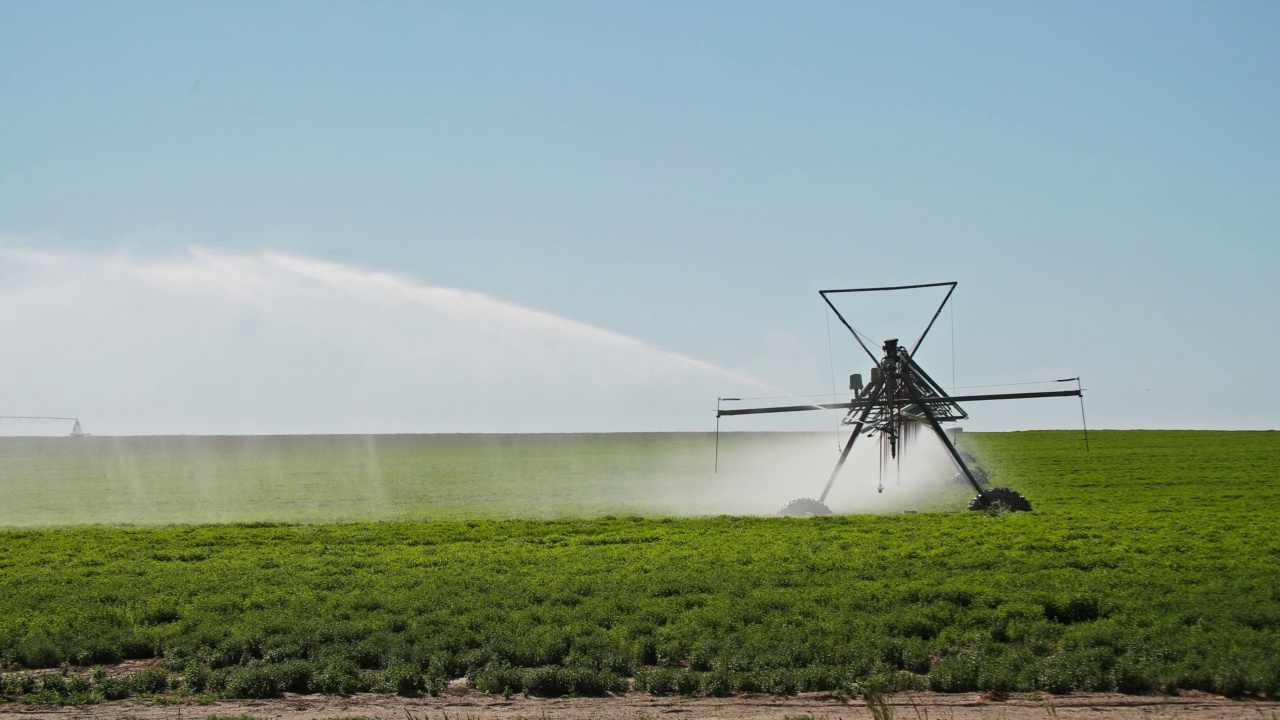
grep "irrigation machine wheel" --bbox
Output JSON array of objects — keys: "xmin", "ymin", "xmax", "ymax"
[
  {"xmin": 778, "ymin": 498, "xmax": 833, "ymax": 517},
  {"xmin": 968, "ymin": 487, "xmax": 1032, "ymax": 513}
]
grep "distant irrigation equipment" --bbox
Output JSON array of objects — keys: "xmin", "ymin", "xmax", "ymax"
[
  {"xmin": 0, "ymin": 416, "xmax": 86, "ymax": 437},
  {"xmin": 716, "ymin": 282, "xmax": 1087, "ymax": 516}
]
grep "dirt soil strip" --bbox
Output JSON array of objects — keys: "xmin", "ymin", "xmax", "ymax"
[{"xmin": 2, "ymin": 691, "xmax": 1277, "ymax": 720}]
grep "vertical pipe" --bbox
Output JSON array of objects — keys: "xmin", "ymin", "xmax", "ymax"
[
  {"xmin": 714, "ymin": 399, "xmax": 721, "ymax": 473},
  {"xmin": 1077, "ymin": 379, "xmax": 1090, "ymax": 452}
]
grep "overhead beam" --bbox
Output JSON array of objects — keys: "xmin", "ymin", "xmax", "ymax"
[{"xmin": 716, "ymin": 389, "xmax": 1083, "ymax": 417}]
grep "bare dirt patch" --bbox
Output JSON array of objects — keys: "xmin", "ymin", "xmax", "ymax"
[{"xmin": 2, "ymin": 691, "xmax": 1276, "ymax": 720}]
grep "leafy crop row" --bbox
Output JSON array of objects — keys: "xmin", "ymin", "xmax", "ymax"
[{"xmin": 0, "ymin": 431, "xmax": 1277, "ymax": 702}]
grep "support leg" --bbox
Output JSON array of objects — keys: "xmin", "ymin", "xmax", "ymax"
[
  {"xmin": 817, "ymin": 380, "xmax": 880, "ymax": 504},
  {"xmin": 906, "ymin": 381, "xmax": 986, "ymax": 498}
]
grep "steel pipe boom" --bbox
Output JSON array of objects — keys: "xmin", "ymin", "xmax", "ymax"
[{"xmin": 716, "ymin": 388, "xmax": 1083, "ymax": 417}]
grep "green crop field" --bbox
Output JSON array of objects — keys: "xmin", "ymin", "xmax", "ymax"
[
  {"xmin": 0, "ymin": 431, "xmax": 971, "ymax": 526},
  {"xmin": 0, "ymin": 430, "xmax": 1277, "ymax": 704}
]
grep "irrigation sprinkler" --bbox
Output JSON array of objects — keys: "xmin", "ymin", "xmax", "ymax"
[
  {"xmin": 0, "ymin": 416, "xmax": 86, "ymax": 436},
  {"xmin": 716, "ymin": 282, "xmax": 1084, "ymax": 515}
]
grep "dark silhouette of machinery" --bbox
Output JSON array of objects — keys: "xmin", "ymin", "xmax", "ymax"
[
  {"xmin": 0, "ymin": 416, "xmax": 85, "ymax": 436},
  {"xmin": 716, "ymin": 282, "xmax": 1084, "ymax": 515}
]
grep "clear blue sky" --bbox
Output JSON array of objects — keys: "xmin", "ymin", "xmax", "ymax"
[{"xmin": 2, "ymin": 1, "xmax": 1277, "ymax": 433}]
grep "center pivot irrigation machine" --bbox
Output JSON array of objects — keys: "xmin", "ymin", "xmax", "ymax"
[
  {"xmin": 0, "ymin": 416, "xmax": 86, "ymax": 436},
  {"xmin": 716, "ymin": 282, "xmax": 1086, "ymax": 516}
]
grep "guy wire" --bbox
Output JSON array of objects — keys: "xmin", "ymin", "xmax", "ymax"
[{"xmin": 950, "ymin": 292, "xmax": 956, "ymax": 392}]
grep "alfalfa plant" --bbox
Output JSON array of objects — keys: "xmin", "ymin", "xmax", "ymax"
[
  {"xmin": 700, "ymin": 669, "xmax": 734, "ymax": 697},
  {"xmin": 468, "ymin": 661, "xmax": 524, "ymax": 697},
  {"xmin": 3, "ymin": 672, "xmax": 38, "ymax": 695},
  {"xmin": 180, "ymin": 665, "xmax": 212, "ymax": 693},
  {"xmin": 379, "ymin": 664, "xmax": 425, "ymax": 696},
  {"xmin": 96, "ymin": 676, "xmax": 131, "ymax": 700},
  {"xmin": 424, "ymin": 661, "xmax": 447, "ymax": 696},
  {"xmin": 219, "ymin": 666, "xmax": 280, "ymax": 699},
  {"xmin": 66, "ymin": 674, "xmax": 90, "ymax": 696},
  {"xmin": 309, "ymin": 660, "xmax": 361, "ymax": 695},
  {"xmin": 39, "ymin": 672, "xmax": 68, "ymax": 696},
  {"xmin": 127, "ymin": 667, "xmax": 169, "ymax": 695},
  {"xmin": 634, "ymin": 667, "xmax": 679, "ymax": 695}
]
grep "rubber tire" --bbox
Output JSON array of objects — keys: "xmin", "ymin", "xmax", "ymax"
[
  {"xmin": 778, "ymin": 498, "xmax": 833, "ymax": 517},
  {"xmin": 968, "ymin": 487, "xmax": 1032, "ymax": 513}
]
